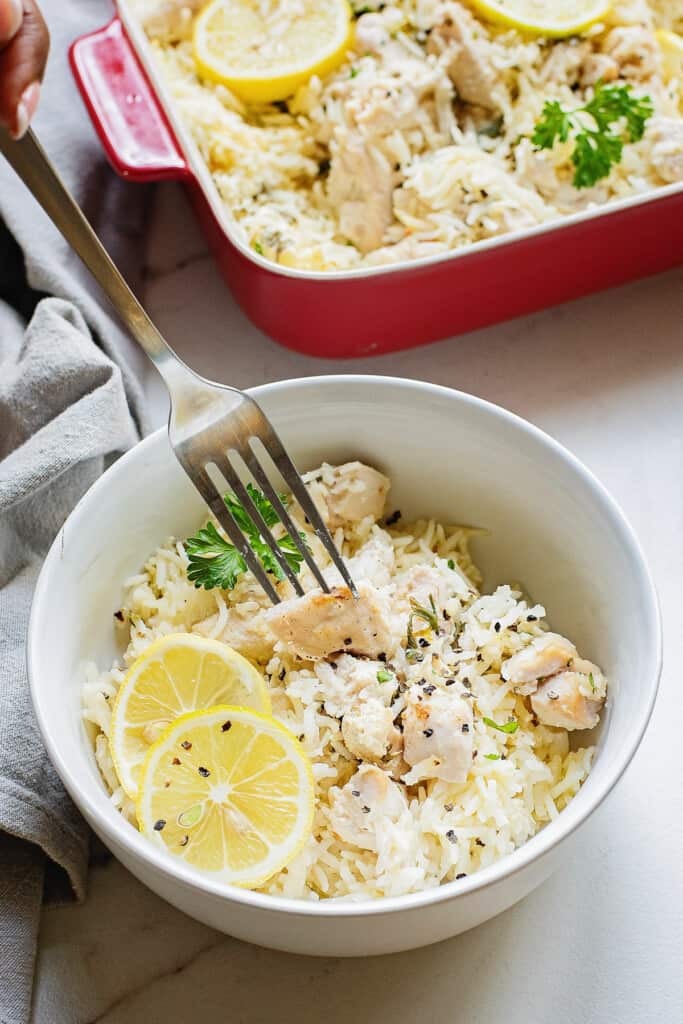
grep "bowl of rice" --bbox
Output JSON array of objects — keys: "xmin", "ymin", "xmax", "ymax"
[{"xmin": 27, "ymin": 376, "xmax": 661, "ymax": 956}]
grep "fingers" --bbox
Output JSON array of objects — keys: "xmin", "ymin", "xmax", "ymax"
[
  {"xmin": 0, "ymin": 0, "xmax": 22, "ymax": 46},
  {"xmin": 0, "ymin": 0, "xmax": 49, "ymax": 138}
]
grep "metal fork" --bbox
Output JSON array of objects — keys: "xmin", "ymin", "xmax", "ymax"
[{"xmin": 0, "ymin": 127, "xmax": 356, "ymax": 604}]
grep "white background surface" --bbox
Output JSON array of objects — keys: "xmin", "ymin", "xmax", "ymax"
[{"xmin": 32, "ymin": 183, "xmax": 683, "ymax": 1023}]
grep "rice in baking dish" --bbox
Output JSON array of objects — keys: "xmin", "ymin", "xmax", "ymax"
[
  {"xmin": 127, "ymin": 0, "xmax": 683, "ymax": 271},
  {"xmin": 83, "ymin": 461, "xmax": 606, "ymax": 900}
]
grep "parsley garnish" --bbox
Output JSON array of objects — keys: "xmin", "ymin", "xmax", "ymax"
[
  {"xmin": 377, "ymin": 669, "xmax": 394, "ymax": 683},
  {"xmin": 447, "ymin": 558, "xmax": 456, "ymax": 571},
  {"xmin": 588, "ymin": 672, "xmax": 596, "ymax": 692},
  {"xmin": 409, "ymin": 595, "xmax": 439, "ymax": 632},
  {"xmin": 531, "ymin": 81, "xmax": 653, "ymax": 188},
  {"xmin": 482, "ymin": 716, "xmax": 518, "ymax": 735},
  {"xmin": 484, "ymin": 753, "xmax": 500, "ymax": 760},
  {"xmin": 185, "ymin": 484, "xmax": 305, "ymax": 591},
  {"xmin": 350, "ymin": 66, "xmax": 359, "ymax": 79},
  {"xmin": 252, "ymin": 240, "xmax": 264, "ymax": 255}
]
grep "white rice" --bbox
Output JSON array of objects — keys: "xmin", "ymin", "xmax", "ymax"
[
  {"xmin": 83, "ymin": 465, "xmax": 598, "ymax": 901},
  {"xmin": 127, "ymin": 0, "xmax": 683, "ymax": 271}
]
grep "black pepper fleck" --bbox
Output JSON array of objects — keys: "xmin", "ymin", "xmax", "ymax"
[
  {"xmin": 494, "ymin": 622, "xmax": 501, "ymax": 633},
  {"xmin": 443, "ymin": 609, "xmax": 451, "ymax": 621},
  {"xmin": 114, "ymin": 610, "xmax": 124, "ymax": 622},
  {"xmin": 181, "ymin": 741, "xmax": 192, "ymax": 750},
  {"xmin": 423, "ymin": 683, "xmax": 436, "ymax": 695},
  {"xmin": 385, "ymin": 509, "xmax": 402, "ymax": 526},
  {"xmin": 352, "ymin": 790, "xmax": 361, "ymax": 797},
  {"xmin": 444, "ymin": 803, "xmax": 454, "ymax": 812},
  {"xmin": 423, "ymin": 728, "xmax": 434, "ymax": 738},
  {"xmin": 527, "ymin": 614, "xmax": 538, "ymax": 622},
  {"xmin": 446, "ymin": 829, "xmax": 457, "ymax": 844},
  {"xmin": 456, "ymin": 872, "xmax": 467, "ymax": 879},
  {"xmin": 462, "ymin": 679, "xmax": 472, "ymax": 689},
  {"xmin": 475, "ymin": 838, "xmax": 486, "ymax": 847},
  {"xmin": 461, "ymin": 723, "xmax": 470, "ymax": 733},
  {"xmin": 278, "ymin": 667, "xmax": 286, "ymax": 681},
  {"xmin": 445, "ymin": 678, "xmax": 456, "ymax": 686},
  {"xmin": 344, "ymin": 638, "xmax": 353, "ymax": 646},
  {"xmin": 221, "ymin": 721, "xmax": 232, "ymax": 731},
  {"xmin": 172, "ymin": 757, "xmax": 181, "ymax": 766},
  {"xmin": 362, "ymin": 805, "xmax": 371, "ymax": 814},
  {"xmin": 153, "ymin": 819, "xmax": 166, "ymax": 831},
  {"xmin": 198, "ymin": 766, "xmax": 210, "ymax": 778},
  {"xmin": 179, "ymin": 835, "xmax": 189, "ymax": 847},
  {"xmin": 418, "ymin": 638, "xmax": 430, "ymax": 648},
  {"xmin": 378, "ymin": 652, "xmax": 387, "ymax": 662}
]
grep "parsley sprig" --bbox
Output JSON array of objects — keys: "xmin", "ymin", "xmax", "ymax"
[
  {"xmin": 185, "ymin": 484, "xmax": 305, "ymax": 591},
  {"xmin": 531, "ymin": 81, "xmax": 653, "ymax": 189}
]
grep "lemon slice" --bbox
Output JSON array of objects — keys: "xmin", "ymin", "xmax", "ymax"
[
  {"xmin": 193, "ymin": 0, "xmax": 353, "ymax": 104},
  {"xmin": 110, "ymin": 635, "xmax": 270, "ymax": 799},
  {"xmin": 656, "ymin": 29, "xmax": 683, "ymax": 82},
  {"xmin": 137, "ymin": 706, "xmax": 314, "ymax": 888},
  {"xmin": 469, "ymin": 0, "xmax": 611, "ymax": 37}
]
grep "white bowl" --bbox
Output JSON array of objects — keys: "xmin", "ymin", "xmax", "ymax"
[{"xmin": 28, "ymin": 376, "xmax": 661, "ymax": 956}]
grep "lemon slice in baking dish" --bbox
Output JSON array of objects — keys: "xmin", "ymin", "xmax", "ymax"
[
  {"xmin": 469, "ymin": 0, "xmax": 611, "ymax": 37},
  {"xmin": 193, "ymin": 0, "xmax": 353, "ymax": 103},
  {"xmin": 656, "ymin": 29, "xmax": 683, "ymax": 82},
  {"xmin": 137, "ymin": 706, "xmax": 314, "ymax": 887},
  {"xmin": 110, "ymin": 634, "xmax": 270, "ymax": 799}
]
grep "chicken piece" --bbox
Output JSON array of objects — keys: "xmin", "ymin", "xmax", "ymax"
[
  {"xmin": 580, "ymin": 52, "xmax": 619, "ymax": 88},
  {"xmin": 541, "ymin": 40, "xmax": 591, "ymax": 87},
  {"xmin": 531, "ymin": 670, "xmax": 604, "ymax": 731},
  {"xmin": 266, "ymin": 580, "xmax": 396, "ymax": 661},
  {"xmin": 501, "ymin": 633, "xmax": 577, "ymax": 695},
  {"xmin": 328, "ymin": 764, "xmax": 407, "ymax": 851},
  {"xmin": 601, "ymin": 26, "xmax": 660, "ymax": 80},
  {"xmin": 136, "ymin": 0, "xmax": 203, "ymax": 42},
  {"xmin": 649, "ymin": 118, "xmax": 683, "ymax": 183},
  {"xmin": 327, "ymin": 133, "xmax": 394, "ymax": 253},
  {"xmin": 325, "ymin": 529, "xmax": 395, "ymax": 589},
  {"xmin": 193, "ymin": 607, "xmax": 274, "ymax": 664},
  {"xmin": 427, "ymin": 4, "xmax": 504, "ymax": 110},
  {"xmin": 322, "ymin": 461, "xmax": 390, "ymax": 528},
  {"xmin": 342, "ymin": 697, "xmax": 401, "ymax": 762},
  {"xmin": 346, "ymin": 530, "xmax": 395, "ymax": 589},
  {"xmin": 354, "ymin": 10, "xmax": 406, "ymax": 63},
  {"xmin": 402, "ymin": 685, "xmax": 473, "ymax": 784},
  {"xmin": 315, "ymin": 652, "xmax": 395, "ymax": 717},
  {"xmin": 394, "ymin": 562, "xmax": 470, "ymax": 618}
]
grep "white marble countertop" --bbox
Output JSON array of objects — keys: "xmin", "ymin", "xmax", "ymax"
[{"xmin": 32, "ymin": 183, "xmax": 683, "ymax": 1024}]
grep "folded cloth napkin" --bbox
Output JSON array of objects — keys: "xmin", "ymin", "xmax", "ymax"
[{"xmin": 0, "ymin": 2, "xmax": 153, "ymax": 1019}]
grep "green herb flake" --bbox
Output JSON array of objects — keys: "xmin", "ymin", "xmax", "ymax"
[
  {"xmin": 484, "ymin": 753, "xmax": 501, "ymax": 760},
  {"xmin": 409, "ymin": 594, "xmax": 439, "ymax": 632},
  {"xmin": 447, "ymin": 558, "xmax": 456, "ymax": 571},
  {"xmin": 252, "ymin": 240, "xmax": 264, "ymax": 255},
  {"xmin": 184, "ymin": 484, "xmax": 306, "ymax": 591},
  {"xmin": 588, "ymin": 672, "xmax": 596, "ymax": 692},
  {"xmin": 482, "ymin": 716, "xmax": 519, "ymax": 735},
  {"xmin": 350, "ymin": 66, "xmax": 359, "ymax": 78},
  {"xmin": 531, "ymin": 81, "xmax": 654, "ymax": 189},
  {"xmin": 377, "ymin": 669, "xmax": 394, "ymax": 683}
]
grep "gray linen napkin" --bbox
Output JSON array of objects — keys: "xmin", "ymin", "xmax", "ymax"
[{"xmin": 0, "ymin": 2, "xmax": 153, "ymax": 1019}]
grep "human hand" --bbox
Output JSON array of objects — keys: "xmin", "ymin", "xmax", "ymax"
[{"xmin": 0, "ymin": 0, "xmax": 49, "ymax": 139}]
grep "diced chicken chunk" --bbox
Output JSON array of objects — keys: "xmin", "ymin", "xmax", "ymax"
[
  {"xmin": 501, "ymin": 633, "xmax": 577, "ymax": 695},
  {"xmin": 325, "ymin": 529, "xmax": 395, "ymax": 589},
  {"xmin": 266, "ymin": 580, "xmax": 396, "ymax": 661},
  {"xmin": 580, "ymin": 52, "xmax": 619, "ymax": 88},
  {"xmin": 427, "ymin": 4, "xmax": 504, "ymax": 110},
  {"xmin": 342, "ymin": 697, "xmax": 401, "ymax": 762},
  {"xmin": 327, "ymin": 133, "xmax": 394, "ymax": 253},
  {"xmin": 315, "ymin": 653, "xmax": 396, "ymax": 717},
  {"xmin": 402, "ymin": 685, "xmax": 473, "ymax": 784},
  {"xmin": 531, "ymin": 670, "xmax": 604, "ymax": 731},
  {"xmin": 649, "ymin": 118, "xmax": 683, "ymax": 183},
  {"xmin": 328, "ymin": 764, "xmax": 408, "ymax": 851},
  {"xmin": 193, "ymin": 607, "xmax": 275, "ymax": 664},
  {"xmin": 321, "ymin": 461, "xmax": 390, "ymax": 528},
  {"xmin": 602, "ymin": 26, "xmax": 659, "ymax": 80}
]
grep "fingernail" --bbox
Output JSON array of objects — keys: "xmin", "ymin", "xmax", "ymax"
[
  {"xmin": 0, "ymin": 0, "xmax": 23, "ymax": 42},
  {"xmin": 12, "ymin": 81, "xmax": 40, "ymax": 140}
]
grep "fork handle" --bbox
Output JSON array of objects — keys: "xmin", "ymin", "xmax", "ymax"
[{"xmin": 0, "ymin": 126, "xmax": 190, "ymax": 393}]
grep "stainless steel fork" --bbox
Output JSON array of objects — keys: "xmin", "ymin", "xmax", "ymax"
[{"xmin": 0, "ymin": 127, "xmax": 356, "ymax": 604}]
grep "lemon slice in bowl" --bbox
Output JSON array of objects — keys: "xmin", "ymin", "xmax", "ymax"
[
  {"xmin": 469, "ymin": 0, "xmax": 611, "ymax": 37},
  {"xmin": 137, "ymin": 706, "xmax": 314, "ymax": 888},
  {"xmin": 110, "ymin": 635, "xmax": 270, "ymax": 799},
  {"xmin": 193, "ymin": 0, "xmax": 353, "ymax": 104},
  {"xmin": 656, "ymin": 29, "xmax": 683, "ymax": 82}
]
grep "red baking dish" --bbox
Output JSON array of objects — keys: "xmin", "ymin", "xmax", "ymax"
[{"xmin": 70, "ymin": 7, "xmax": 683, "ymax": 359}]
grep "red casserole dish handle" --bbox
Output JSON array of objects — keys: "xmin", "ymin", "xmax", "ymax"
[{"xmin": 70, "ymin": 18, "xmax": 189, "ymax": 182}]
